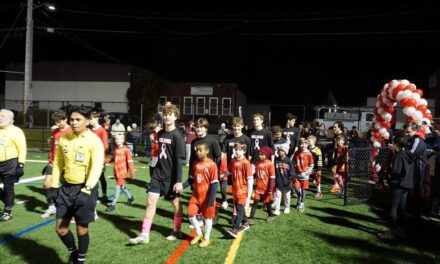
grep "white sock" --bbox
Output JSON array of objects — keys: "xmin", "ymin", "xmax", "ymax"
[
  {"xmin": 189, "ymin": 216, "xmax": 202, "ymax": 235},
  {"xmin": 204, "ymin": 218, "xmax": 213, "ymax": 240},
  {"xmin": 317, "ymin": 185, "xmax": 321, "ymax": 192}
]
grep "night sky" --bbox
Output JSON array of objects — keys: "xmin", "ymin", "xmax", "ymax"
[{"xmin": 1, "ymin": 1, "xmax": 440, "ymax": 106}]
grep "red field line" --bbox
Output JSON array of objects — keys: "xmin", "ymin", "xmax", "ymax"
[{"xmin": 164, "ymin": 230, "xmax": 196, "ymax": 264}]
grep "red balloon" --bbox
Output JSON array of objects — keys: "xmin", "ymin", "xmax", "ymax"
[
  {"xmin": 424, "ymin": 113, "xmax": 433, "ymax": 120},
  {"xmin": 383, "ymin": 105, "xmax": 394, "ymax": 113},
  {"xmin": 376, "ymin": 115, "xmax": 385, "ymax": 123},
  {"xmin": 406, "ymin": 116, "xmax": 414, "ymax": 123},
  {"xmin": 406, "ymin": 98, "xmax": 417, "ymax": 107},
  {"xmin": 374, "ymin": 132, "xmax": 381, "ymax": 140},
  {"xmin": 382, "ymin": 122, "xmax": 391, "ymax": 129},
  {"xmin": 415, "ymin": 89, "xmax": 424, "ymax": 97},
  {"xmin": 416, "ymin": 105, "xmax": 427, "ymax": 113},
  {"xmin": 392, "ymin": 84, "xmax": 406, "ymax": 98},
  {"xmin": 405, "ymin": 84, "xmax": 416, "ymax": 92},
  {"xmin": 400, "ymin": 98, "xmax": 410, "ymax": 107}
]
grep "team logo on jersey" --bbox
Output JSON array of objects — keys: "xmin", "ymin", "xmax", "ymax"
[{"xmin": 159, "ymin": 143, "xmax": 167, "ymax": 159}]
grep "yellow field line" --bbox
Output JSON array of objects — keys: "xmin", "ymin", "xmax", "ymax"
[{"xmin": 224, "ymin": 232, "xmax": 244, "ymax": 264}]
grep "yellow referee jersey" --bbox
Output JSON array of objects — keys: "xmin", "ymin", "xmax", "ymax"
[
  {"xmin": 51, "ymin": 129, "xmax": 104, "ymax": 188},
  {"xmin": 0, "ymin": 125, "xmax": 27, "ymax": 163}
]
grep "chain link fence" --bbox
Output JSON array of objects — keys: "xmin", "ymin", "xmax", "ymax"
[{"xmin": 344, "ymin": 139, "xmax": 393, "ymax": 205}]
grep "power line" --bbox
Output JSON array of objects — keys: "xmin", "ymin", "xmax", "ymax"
[{"xmin": 0, "ymin": 5, "xmax": 24, "ymax": 52}]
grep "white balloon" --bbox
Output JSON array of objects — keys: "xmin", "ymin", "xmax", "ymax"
[
  {"xmin": 375, "ymin": 123, "xmax": 382, "ymax": 130},
  {"xmin": 383, "ymin": 83, "xmax": 389, "ymax": 90},
  {"xmin": 410, "ymin": 93, "xmax": 421, "ymax": 102},
  {"xmin": 380, "ymin": 91, "xmax": 387, "ymax": 98},
  {"xmin": 406, "ymin": 106, "xmax": 416, "ymax": 116},
  {"xmin": 373, "ymin": 141, "xmax": 382, "ymax": 148},
  {"xmin": 402, "ymin": 90, "xmax": 413, "ymax": 99},
  {"xmin": 379, "ymin": 128, "xmax": 387, "ymax": 135},
  {"xmin": 390, "ymin": 80, "xmax": 399, "ymax": 88},
  {"xmin": 370, "ymin": 136, "xmax": 376, "ymax": 143},
  {"xmin": 402, "ymin": 107, "xmax": 408, "ymax": 116},
  {"xmin": 383, "ymin": 131, "xmax": 390, "ymax": 139},
  {"xmin": 426, "ymin": 109, "xmax": 431, "ymax": 114},
  {"xmin": 393, "ymin": 102, "xmax": 397, "ymax": 107},
  {"xmin": 378, "ymin": 108, "xmax": 385, "ymax": 115},
  {"xmin": 383, "ymin": 113, "xmax": 392, "ymax": 122},
  {"xmin": 412, "ymin": 110, "xmax": 423, "ymax": 121},
  {"xmin": 375, "ymin": 101, "xmax": 381, "ymax": 108},
  {"xmin": 420, "ymin": 98, "xmax": 428, "ymax": 106},
  {"xmin": 401, "ymin": 79, "xmax": 410, "ymax": 86},
  {"xmin": 396, "ymin": 91, "xmax": 404, "ymax": 101}
]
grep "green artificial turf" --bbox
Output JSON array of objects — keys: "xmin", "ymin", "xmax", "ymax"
[{"xmin": 0, "ymin": 153, "xmax": 439, "ymax": 264}]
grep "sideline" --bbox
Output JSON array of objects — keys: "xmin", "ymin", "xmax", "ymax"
[
  {"xmin": 0, "ymin": 175, "xmax": 44, "ymax": 188},
  {"xmin": 0, "ymin": 218, "xmax": 56, "ymax": 245},
  {"xmin": 164, "ymin": 230, "xmax": 196, "ymax": 264},
  {"xmin": 224, "ymin": 232, "xmax": 244, "ymax": 264}
]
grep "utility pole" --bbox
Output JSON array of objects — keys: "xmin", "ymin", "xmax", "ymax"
[{"xmin": 23, "ymin": 0, "xmax": 33, "ymax": 125}]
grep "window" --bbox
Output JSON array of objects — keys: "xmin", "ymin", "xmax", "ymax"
[
  {"xmin": 209, "ymin": 97, "xmax": 218, "ymax": 115},
  {"xmin": 158, "ymin": 96, "xmax": 167, "ymax": 112},
  {"xmin": 183, "ymin": 97, "xmax": 193, "ymax": 115},
  {"xmin": 196, "ymin": 97, "xmax": 205, "ymax": 115},
  {"xmin": 222, "ymin": 98, "xmax": 232, "ymax": 116},
  {"xmin": 171, "ymin": 97, "xmax": 180, "ymax": 109},
  {"xmin": 366, "ymin": 113, "xmax": 374, "ymax": 122}
]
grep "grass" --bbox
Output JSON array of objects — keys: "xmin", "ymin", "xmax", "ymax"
[{"xmin": 0, "ymin": 152, "xmax": 439, "ymax": 264}]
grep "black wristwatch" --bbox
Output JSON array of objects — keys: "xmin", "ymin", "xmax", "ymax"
[{"xmin": 85, "ymin": 185, "xmax": 92, "ymax": 191}]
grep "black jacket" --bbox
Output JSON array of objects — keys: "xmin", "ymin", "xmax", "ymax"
[
  {"xmin": 409, "ymin": 135, "xmax": 427, "ymax": 187},
  {"xmin": 390, "ymin": 150, "xmax": 414, "ymax": 189}
]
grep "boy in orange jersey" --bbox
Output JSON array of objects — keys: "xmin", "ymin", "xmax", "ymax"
[
  {"xmin": 227, "ymin": 142, "xmax": 253, "ymax": 238},
  {"xmin": 248, "ymin": 146, "xmax": 275, "ymax": 224},
  {"xmin": 187, "ymin": 142, "xmax": 218, "ymax": 248},
  {"xmin": 105, "ymin": 134, "xmax": 136, "ymax": 212},
  {"xmin": 332, "ymin": 135, "xmax": 349, "ymax": 197},
  {"xmin": 293, "ymin": 138, "xmax": 314, "ymax": 212}
]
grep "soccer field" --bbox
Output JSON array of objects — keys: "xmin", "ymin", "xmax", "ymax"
[{"xmin": 0, "ymin": 152, "xmax": 438, "ymax": 264}]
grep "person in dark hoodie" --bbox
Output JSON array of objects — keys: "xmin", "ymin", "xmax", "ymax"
[
  {"xmin": 403, "ymin": 122, "xmax": 428, "ymax": 219},
  {"xmin": 379, "ymin": 131, "xmax": 414, "ymax": 240}
]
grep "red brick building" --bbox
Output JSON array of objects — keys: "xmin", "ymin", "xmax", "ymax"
[{"xmin": 158, "ymin": 82, "xmax": 247, "ymax": 129}]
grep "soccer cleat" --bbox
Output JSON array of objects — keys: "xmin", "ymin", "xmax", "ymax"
[
  {"xmin": 291, "ymin": 192, "xmax": 298, "ymax": 198},
  {"xmin": 297, "ymin": 204, "xmax": 305, "ymax": 212},
  {"xmin": 314, "ymin": 192, "xmax": 323, "ymax": 199},
  {"xmin": 266, "ymin": 216, "xmax": 275, "ymax": 223},
  {"xmin": 199, "ymin": 239, "xmax": 211, "ymax": 248},
  {"xmin": 190, "ymin": 234, "xmax": 204, "ymax": 245},
  {"xmin": 273, "ymin": 210, "xmax": 280, "ymax": 216},
  {"xmin": 0, "ymin": 212, "xmax": 12, "ymax": 222},
  {"xmin": 221, "ymin": 201, "xmax": 229, "ymax": 210},
  {"xmin": 67, "ymin": 250, "xmax": 78, "ymax": 264},
  {"xmin": 105, "ymin": 205, "xmax": 115, "ymax": 212},
  {"xmin": 41, "ymin": 207, "xmax": 56, "ymax": 218},
  {"xmin": 227, "ymin": 228, "xmax": 239, "ymax": 238},
  {"xmin": 330, "ymin": 185, "xmax": 341, "ymax": 193},
  {"xmin": 129, "ymin": 234, "xmax": 150, "ymax": 245},
  {"xmin": 284, "ymin": 208, "xmax": 290, "ymax": 214},
  {"xmin": 247, "ymin": 219, "xmax": 254, "ymax": 225},
  {"xmin": 127, "ymin": 196, "xmax": 135, "ymax": 205},
  {"xmin": 166, "ymin": 231, "xmax": 183, "ymax": 241},
  {"xmin": 239, "ymin": 222, "xmax": 250, "ymax": 232}
]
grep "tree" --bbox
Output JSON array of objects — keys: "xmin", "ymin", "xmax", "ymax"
[{"xmin": 126, "ymin": 67, "xmax": 164, "ymax": 123}]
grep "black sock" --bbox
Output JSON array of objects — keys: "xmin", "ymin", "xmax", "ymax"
[
  {"xmin": 59, "ymin": 231, "xmax": 76, "ymax": 253},
  {"xmin": 267, "ymin": 201, "xmax": 273, "ymax": 217},
  {"xmin": 221, "ymin": 181, "xmax": 227, "ymax": 201},
  {"xmin": 250, "ymin": 200, "xmax": 259, "ymax": 219},
  {"xmin": 77, "ymin": 233, "xmax": 89, "ymax": 264}
]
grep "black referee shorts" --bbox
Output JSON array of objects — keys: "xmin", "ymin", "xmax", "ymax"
[
  {"xmin": 148, "ymin": 177, "xmax": 180, "ymax": 201},
  {"xmin": 56, "ymin": 183, "xmax": 98, "ymax": 224}
]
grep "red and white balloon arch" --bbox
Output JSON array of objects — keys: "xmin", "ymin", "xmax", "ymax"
[{"xmin": 370, "ymin": 79, "xmax": 432, "ymax": 156}]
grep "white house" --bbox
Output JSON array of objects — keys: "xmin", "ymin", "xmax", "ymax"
[{"xmin": 3, "ymin": 61, "xmax": 131, "ymax": 113}]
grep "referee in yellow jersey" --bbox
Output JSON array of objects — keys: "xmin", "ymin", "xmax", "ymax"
[
  {"xmin": 51, "ymin": 107, "xmax": 104, "ymax": 264},
  {"xmin": 0, "ymin": 109, "xmax": 27, "ymax": 222}
]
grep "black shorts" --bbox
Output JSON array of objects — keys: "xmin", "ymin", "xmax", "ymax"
[
  {"xmin": 148, "ymin": 177, "xmax": 179, "ymax": 200},
  {"xmin": 56, "ymin": 183, "xmax": 98, "ymax": 224},
  {"xmin": 0, "ymin": 158, "xmax": 17, "ymax": 178}
]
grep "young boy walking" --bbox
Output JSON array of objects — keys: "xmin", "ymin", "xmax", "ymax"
[
  {"xmin": 187, "ymin": 142, "xmax": 218, "ymax": 247},
  {"xmin": 293, "ymin": 138, "xmax": 314, "ymax": 212},
  {"xmin": 105, "ymin": 134, "xmax": 136, "ymax": 212},
  {"xmin": 307, "ymin": 135, "xmax": 323, "ymax": 199},
  {"xmin": 248, "ymin": 146, "xmax": 275, "ymax": 224},
  {"xmin": 227, "ymin": 142, "xmax": 253, "ymax": 238},
  {"xmin": 274, "ymin": 144, "xmax": 295, "ymax": 215}
]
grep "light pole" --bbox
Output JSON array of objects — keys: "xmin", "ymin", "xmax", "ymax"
[{"xmin": 23, "ymin": 0, "xmax": 55, "ymax": 125}]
